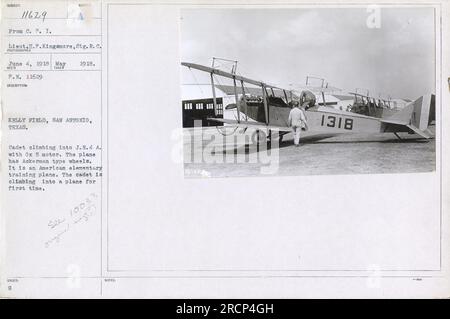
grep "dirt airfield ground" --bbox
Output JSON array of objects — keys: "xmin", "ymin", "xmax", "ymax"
[{"xmin": 183, "ymin": 126, "xmax": 436, "ymax": 178}]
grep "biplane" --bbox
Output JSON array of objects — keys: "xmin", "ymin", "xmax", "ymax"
[
  {"xmin": 181, "ymin": 60, "xmax": 435, "ymax": 142},
  {"xmin": 346, "ymin": 89, "xmax": 409, "ymax": 118}
]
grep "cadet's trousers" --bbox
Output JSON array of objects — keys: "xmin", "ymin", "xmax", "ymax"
[{"xmin": 292, "ymin": 126, "xmax": 301, "ymax": 145}]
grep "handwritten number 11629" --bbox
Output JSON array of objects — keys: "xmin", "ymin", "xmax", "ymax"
[{"xmin": 21, "ymin": 10, "xmax": 47, "ymax": 22}]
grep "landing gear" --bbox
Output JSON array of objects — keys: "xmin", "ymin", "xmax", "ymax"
[
  {"xmin": 251, "ymin": 129, "xmax": 270, "ymax": 151},
  {"xmin": 268, "ymin": 130, "xmax": 286, "ymax": 144}
]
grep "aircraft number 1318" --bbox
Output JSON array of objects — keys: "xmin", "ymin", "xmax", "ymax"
[{"xmin": 320, "ymin": 114, "xmax": 353, "ymax": 130}]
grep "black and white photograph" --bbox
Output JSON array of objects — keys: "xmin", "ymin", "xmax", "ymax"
[
  {"xmin": 181, "ymin": 7, "xmax": 436, "ymax": 178},
  {"xmin": 1, "ymin": 0, "xmax": 448, "ymax": 300}
]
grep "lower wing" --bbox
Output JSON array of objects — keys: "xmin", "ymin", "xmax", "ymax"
[{"xmin": 206, "ymin": 118, "xmax": 292, "ymax": 132}]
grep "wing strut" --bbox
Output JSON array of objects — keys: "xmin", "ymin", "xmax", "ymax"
[
  {"xmin": 210, "ymin": 73, "xmax": 218, "ymax": 116},
  {"xmin": 240, "ymin": 80, "xmax": 248, "ymax": 121},
  {"xmin": 233, "ymin": 77, "xmax": 241, "ymax": 123},
  {"xmin": 283, "ymin": 89, "xmax": 289, "ymax": 104},
  {"xmin": 262, "ymin": 84, "xmax": 269, "ymax": 125}
]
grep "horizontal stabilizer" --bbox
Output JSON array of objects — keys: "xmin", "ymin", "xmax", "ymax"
[
  {"xmin": 380, "ymin": 118, "xmax": 408, "ymax": 126},
  {"xmin": 406, "ymin": 125, "xmax": 432, "ymax": 139},
  {"xmin": 380, "ymin": 94, "xmax": 435, "ymax": 139}
]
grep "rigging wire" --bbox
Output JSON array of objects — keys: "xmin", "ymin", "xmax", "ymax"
[
  {"xmin": 211, "ymin": 72, "xmax": 241, "ymax": 136},
  {"xmin": 213, "ymin": 73, "xmax": 233, "ymax": 104},
  {"xmin": 188, "ymin": 67, "xmax": 204, "ymax": 95},
  {"xmin": 186, "ymin": 64, "xmax": 242, "ymax": 137}
]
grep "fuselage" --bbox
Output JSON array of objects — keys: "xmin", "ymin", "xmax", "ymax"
[{"xmin": 238, "ymin": 96, "xmax": 387, "ymax": 135}]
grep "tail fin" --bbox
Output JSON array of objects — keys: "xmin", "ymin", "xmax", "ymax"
[
  {"xmin": 410, "ymin": 94, "xmax": 435, "ymax": 131},
  {"xmin": 380, "ymin": 94, "xmax": 435, "ymax": 139}
]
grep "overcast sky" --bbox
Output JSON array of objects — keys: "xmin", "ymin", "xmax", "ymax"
[{"xmin": 180, "ymin": 7, "xmax": 435, "ymax": 100}]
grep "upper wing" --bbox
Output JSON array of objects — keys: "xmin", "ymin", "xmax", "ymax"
[
  {"xmin": 215, "ymin": 84, "xmax": 299, "ymax": 100},
  {"xmin": 182, "ymin": 62, "xmax": 288, "ymax": 91},
  {"xmin": 206, "ymin": 118, "xmax": 292, "ymax": 132}
]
